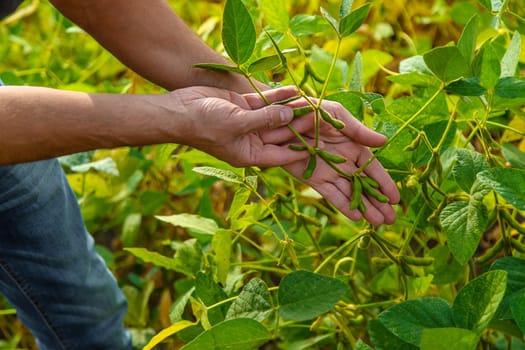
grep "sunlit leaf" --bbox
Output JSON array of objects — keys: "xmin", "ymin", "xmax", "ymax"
[
  {"xmin": 477, "ymin": 168, "xmax": 525, "ymax": 210},
  {"xmin": 423, "ymin": 46, "xmax": 468, "ymax": 83},
  {"xmin": 452, "ymin": 270, "xmax": 507, "ymax": 334},
  {"xmin": 500, "ymin": 31, "xmax": 521, "ymax": 77},
  {"xmin": 278, "ymin": 270, "xmax": 348, "ymax": 321},
  {"xmin": 339, "ymin": 3, "xmax": 371, "ymax": 37},
  {"xmin": 420, "ymin": 328, "xmax": 478, "ymax": 350},
  {"xmin": 143, "ymin": 320, "xmax": 196, "ymax": 350},
  {"xmin": 259, "ymin": 0, "xmax": 289, "ymax": 32},
  {"xmin": 222, "ymin": 0, "xmax": 256, "ymax": 65},
  {"xmin": 156, "ymin": 213, "xmax": 219, "ymax": 235}
]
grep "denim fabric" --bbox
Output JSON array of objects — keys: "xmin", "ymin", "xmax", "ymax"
[{"xmin": 0, "ymin": 81, "xmax": 132, "ymax": 349}]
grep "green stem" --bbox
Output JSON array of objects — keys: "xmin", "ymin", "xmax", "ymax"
[
  {"xmin": 355, "ymin": 86, "xmax": 444, "ymax": 175},
  {"xmin": 314, "ymin": 234, "xmax": 364, "ymax": 273}
]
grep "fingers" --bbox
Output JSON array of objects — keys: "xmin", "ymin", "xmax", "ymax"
[
  {"xmin": 244, "ymin": 86, "xmax": 298, "ymax": 109},
  {"xmin": 251, "ymin": 143, "xmax": 309, "ymax": 168},
  {"xmin": 239, "ymin": 105, "xmax": 294, "ymax": 133}
]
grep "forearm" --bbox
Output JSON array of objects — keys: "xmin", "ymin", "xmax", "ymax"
[
  {"xmin": 49, "ymin": 0, "xmax": 256, "ymax": 92},
  {"xmin": 0, "ymin": 86, "xmax": 180, "ymax": 164}
]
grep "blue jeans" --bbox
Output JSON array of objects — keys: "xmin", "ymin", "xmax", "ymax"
[{"xmin": 0, "ymin": 129, "xmax": 132, "ymax": 346}]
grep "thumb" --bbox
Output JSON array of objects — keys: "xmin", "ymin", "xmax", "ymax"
[{"xmin": 242, "ymin": 105, "xmax": 294, "ymax": 133}]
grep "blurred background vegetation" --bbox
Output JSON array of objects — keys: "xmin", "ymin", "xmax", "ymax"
[{"xmin": 1, "ymin": 0, "xmax": 523, "ymax": 349}]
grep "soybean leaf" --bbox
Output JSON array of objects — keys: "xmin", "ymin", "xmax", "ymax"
[
  {"xmin": 478, "ymin": 0, "xmax": 504, "ymax": 13},
  {"xmin": 490, "ymin": 257, "xmax": 525, "ymax": 320},
  {"xmin": 495, "ymin": 77, "xmax": 525, "ymax": 99},
  {"xmin": 355, "ymin": 339, "xmax": 373, "ymax": 350},
  {"xmin": 320, "ymin": 7, "xmax": 339, "ymax": 33},
  {"xmin": 173, "ymin": 239, "xmax": 205, "ymax": 276},
  {"xmin": 195, "ymin": 272, "xmax": 229, "ymax": 325},
  {"xmin": 70, "ymin": 157, "xmax": 119, "ymax": 176},
  {"xmin": 510, "ymin": 296, "xmax": 525, "ymax": 334},
  {"xmin": 350, "ymin": 51, "xmax": 363, "ymax": 91},
  {"xmin": 452, "ymin": 270, "xmax": 507, "ymax": 334},
  {"xmin": 501, "ymin": 143, "xmax": 525, "ymax": 169},
  {"xmin": 339, "ymin": 3, "xmax": 371, "ymax": 37},
  {"xmin": 181, "ymin": 318, "xmax": 270, "ymax": 350},
  {"xmin": 457, "ymin": 14, "xmax": 480, "ymax": 64},
  {"xmin": 423, "ymin": 46, "xmax": 468, "ymax": 83},
  {"xmin": 212, "ymin": 229, "xmax": 232, "ymax": 286},
  {"xmin": 477, "ymin": 168, "xmax": 525, "ymax": 210},
  {"xmin": 248, "ymin": 54, "xmax": 281, "ymax": 74},
  {"xmin": 452, "ymin": 148, "xmax": 489, "ymax": 193},
  {"xmin": 125, "ymin": 247, "xmax": 199, "ymax": 276},
  {"xmin": 369, "ymin": 319, "xmax": 418, "ymax": 350},
  {"xmin": 144, "ymin": 320, "xmax": 195, "ymax": 350},
  {"xmin": 222, "ymin": 0, "xmax": 256, "ymax": 65},
  {"xmin": 480, "ymin": 43, "xmax": 501, "ymax": 89},
  {"xmin": 170, "ymin": 287, "xmax": 195, "ymax": 323},
  {"xmin": 439, "ymin": 181, "xmax": 490, "ymax": 265},
  {"xmin": 193, "ymin": 63, "xmax": 242, "ymax": 74},
  {"xmin": 377, "ymin": 298, "xmax": 454, "ymax": 346},
  {"xmin": 226, "ymin": 278, "xmax": 272, "ymax": 322},
  {"xmin": 193, "ymin": 166, "xmax": 243, "ymax": 184},
  {"xmin": 445, "ymin": 77, "xmax": 486, "ymax": 96},
  {"xmin": 340, "ymin": 0, "xmax": 353, "ymax": 18},
  {"xmin": 290, "ymin": 14, "xmax": 331, "ymax": 36},
  {"xmin": 156, "ymin": 213, "xmax": 218, "ymax": 235},
  {"xmin": 420, "ymin": 328, "xmax": 479, "ymax": 350},
  {"xmin": 259, "ymin": 0, "xmax": 289, "ymax": 32},
  {"xmin": 500, "ymin": 31, "xmax": 521, "ymax": 77},
  {"xmin": 278, "ymin": 270, "xmax": 348, "ymax": 321},
  {"xmin": 121, "ymin": 213, "xmax": 142, "ymax": 247},
  {"xmin": 425, "ymin": 246, "xmax": 464, "ymax": 285}
]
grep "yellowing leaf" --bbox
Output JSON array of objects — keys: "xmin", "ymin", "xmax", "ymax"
[{"xmin": 143, "ymin": 320, "xmax": 196, "ymax": 350}]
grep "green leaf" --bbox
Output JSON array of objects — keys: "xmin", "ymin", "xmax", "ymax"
[
  {"xmin": 457, "ymin": 14, "xmax": 480, "ymax": 63},
  {"xmin": 212, "ymin": 229, "xmax": 232, "ymax": 286},
  {"xmin": 222, "ymin": 0, "xmax": 256, "ymax": 65},
  {"xmin": 495, "ymin": 77, "xmax": 525, "ymax": 99},
  {"xmin": 452, "ymin": 270, "xmax": 507, "ymax": 334},
  {"xmin": 369, "ymin": 319, "xmax": 418, "ymax": 350},
  {"xmin": 259, "ymin": 0, "xmax": 289, "ymax": 32},
  {"xmin": 355, "ymin": 339, "xmax": 373, "ymax": 350},
  {"xmin": 248, "ymin": 54, "xmax": 282, "ymax": 74},
  {"xmin": 501, "ymin": 31, "xmax": 521, "ymax": 77},
  {"xmin": 480, "ymin": 43, "xmax": 501, "ymax": 89},
  {"xmin": 173, "ymin": 239, "xmax": 204, "ymax": 276},
  {"xmin": 320, "ymin": 7, "xmax": 339, "ymax": 33},
  {"xmin": 121, "ymin": 213, "xmax": 142, "ymax": 247},
  {"xmin": 510, "ymin": 295, "xmax": 525, "ymax": 334},
  {"xmin": 350, "ymin": 51, "xmax": 363, "ymax": 91},
  {"xmin": 170, "ymin": 287, "xmax": 195, "ymax": 323},
  {"xmin": 423, "ymin": 46, "xmax": 468, "ymax": 83},
  {"xmin": 439, "ymin": 194, "xmax": 489, "ymax": 265},
  {"xmin": 489, "ymin": 257, "xmax": 525, "ymax": 319},
  {"xmin": 452, "ymin": 148, "xmax": 489, "ymax": 192},
  {"xmin": 326, "ymin": 91, "xmax": 364, "ymax": 121},
  {"xmin": 278, "ymin": 270, "xmax": 348, "ymax": 321},
  {"xmin": 193, "ymin": 166, "xmax": 244, "ymax": 184},
  {"xmin": 477, "ymin": 168, "xmax": 525, "ymax": 210},
  {"xmin": 425, "ymin": 246, "xmax": 464, "ymax": 285},
  {"xmin": 156, "ymin": 213, "xmax": 218, "ymax": 235},
  {"xmin": 193, "ymin": 63, "xmax": 242, "ymax": 74},
  {"xmin": 226, "ymin": 278, "xmax": 272, "ymax": 322},
  {"xmin": 420, "ymin": 328, "xmax": 479, "ymax": 350},
  {"xmin": 502, "ymin": 143, "xmax": 525, "ymax": 169},
  {"xmin": 69, "ymin": 157, "xmax": 119, "ymax": 176},
  {"xmin": 181, "ymin": 318, "xmax": 270, "ymax": 350},
  {"xmin": 445, "ymin": 77, "xmax": 486, "ymax": 96},
  {"xmin": 377, "ymin": 298, "xmax": 454, "ymax": 346},
  {"xmin": 478, "ymin": 0, "xmax": 504, "ymax": 13},
  {"xmin": 195, "ymin": 272, "xmax": 229, "ymax": 325},
  {"xmin": 125, "ymin": 247, "xmax": 192, "ymax": 274},
  {"xmin": 339, "ymin": 3, "xmax": 371, "ymax": 37},
  {"xmin": 290, "ymin": 14, "xmax": 331, "ymax": 36},
  {"xmin": 340, "ymin": 0, "xmax": 353, "ymax": 18}
]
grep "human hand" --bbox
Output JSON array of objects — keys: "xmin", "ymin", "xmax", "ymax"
[
  {"xmin": 168, "ymin": 86, "xmax": 309, "ymax": 168},
  {"xmin": 253, "ymin": 88, "xmax": 400, "ymax": 226}
]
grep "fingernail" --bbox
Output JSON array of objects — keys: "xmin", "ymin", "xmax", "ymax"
[{"xmin": 280, "ymin": 108, "xmax": 293, "ymax": 124}]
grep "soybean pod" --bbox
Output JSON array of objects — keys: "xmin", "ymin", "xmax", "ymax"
[
  {"xmin": 293, "ymin": 106, "xmax": 314, "ymax": 118},
  {"xmin": 320, "ymin": 109, "xmax": 345, "ymax": 129},
  {"xmin": 318, "ymin": 150, "xmax": 347, "ymax": 164},
  {"xmin": 349, "ymin": 176, "xmax": 362, "ymax": 210},
  {"xmin": 361, "ymin": 179, "xmax": 389, "ymax": 203},
  {"xmin": 302, "ymin": 154, "xmax": 317, "ymax": 179}
]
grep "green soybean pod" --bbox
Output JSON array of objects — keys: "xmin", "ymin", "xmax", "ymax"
[
  {"xmin": 318, "ymin": 150, "xmax": 347, "ymax": 164},
  {"xmin": 399, "ymin": 261, "xmax": 415, "ymax": 277},
  {"xmin": 402, "ymin": 255, "xmax": 434, "ymax": 267},
  {"xmin": 361, "ymin": 176, "xmax": 379, "ymax": 189},
  {"xmin": 475, "ymin": 238, "xmax": 504, "ymax": 265},
  {"xmin": 362, "ymin": 180, "xmax": 389, "ymax": 203},
  {"xmin": 302, "ymin": 154, "xmax": 317, "ymax": 179},
  {"xmin": 288, "ymin": 144, "xmax": 309, "ymax": 151},
  {"xmin": 349, "ymin": 177, "xmax": 362, "ymax": 210},
  {"xmin": 293, "ymin": 106, "xmax": 314, "ymax": 118},
  {"xmin": 357, "ymin": 235, "xmax": 371, "ymax": 249},
  {"xmin": 403, "ymin": 133, "xmax": 422, "ymax": 151},
  {"xmin": 320, "ymin": 109, "xmax": 345, "ymax": 129}
]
